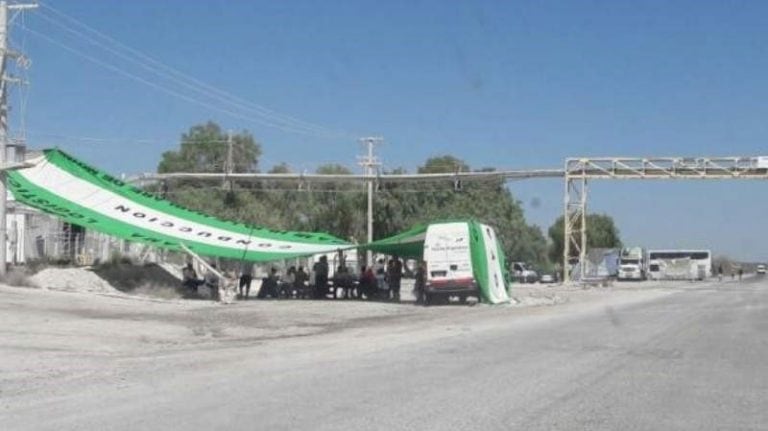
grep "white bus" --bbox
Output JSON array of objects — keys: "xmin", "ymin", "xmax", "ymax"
[{"xmin": 647, "ymin": 250, "xmax": 711, "ymax": 281}]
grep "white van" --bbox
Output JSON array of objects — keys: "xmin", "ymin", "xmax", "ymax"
[{"xmin": 423, "ymin": 222, "xmax": 478, "ymax": 304}]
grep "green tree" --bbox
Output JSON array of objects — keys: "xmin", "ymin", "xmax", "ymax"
[
  {"xmin": 267, "ymin": 163, "xmax": 291, "ymax": 174},
  {"xmin": 418, "ymin": 155, "xmax": 470, "ymax": 174},
  {"xmin": 158, "ymin": 121, "xmax": 261, "ymax": 174},
  {"xmin": 373, "ymin": 157, "xmax": 549, "ymax": 265},
  {"xmin": 547, "ymin": 213, "xmax": 622, "ymax": 263}
]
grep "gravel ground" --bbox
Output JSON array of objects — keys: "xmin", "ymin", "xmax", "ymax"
[{"xmin": 1, "ymin": 271, "xmax": 710, "ymax": 430}]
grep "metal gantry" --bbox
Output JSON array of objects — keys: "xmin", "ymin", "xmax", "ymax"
[
  {"xmin": 563, "ymin": 156, "xmax": 768, "ymax": 282},
  {"xmin": 130, "ymin": 154, "xmax": 768, "ymax": 284}
]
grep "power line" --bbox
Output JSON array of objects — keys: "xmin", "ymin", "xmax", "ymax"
[
  {"xmin": 33, "ymin": 10, "xmax": 345, "ymax": 138},
  {"xmin": 32, "ymin": 3, "xmax": 356, "ymax": 139},
  {"xmin": 20, "ymin": 24, "xmax": 351, "ymax": 137}
]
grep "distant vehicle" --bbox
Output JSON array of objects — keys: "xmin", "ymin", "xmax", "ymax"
[
  {"xmin": 423, "ymin": 222, "xmax": 478, "ymax": 304},
  {"xmin": 618, "ymin": 247, "xmax": 647, "ymax": 281},
  {"xmin": 647, "ymin": 250, "xmax": 712, "ymax": 281},
  {"xmin": 757, "ymin": 264, "xmax": 766, "ymax": 274},
  {"xmin": 512, "ymin": 262, "xmax": 538, "ymax": 283},
  {"xmin": 539, "ymin": 274, "xmax": 555, "ymax": 284}
]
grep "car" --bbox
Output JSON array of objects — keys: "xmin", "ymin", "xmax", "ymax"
[
  {"xmin": 512, "ymin": 262, "xmax": 539, "ymax": 283},
  {"xmin": 539, "ymin": 274, "xmax": 555, "ymax": 284},
  {"xmin": 757, "ymin": 264, "xmax": 766, "ymax": 274}
]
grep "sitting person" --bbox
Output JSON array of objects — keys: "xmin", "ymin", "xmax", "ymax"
[
  {"xmin": 358, "ymin": 265, "xmax": 376, "ymax": 300},
  {"xmin": 258, "ymin": 267, "xmax": 280, "ymax": 299},
  {"xmin": 281, "ymin": 266, "xmax": 297, "ymax": 298},
  {"xmin": 203, "ymin": 263, "xmax": 221, "ymax": 300},
  {"xmin": 182, "ymin": 263, "xmax": 202, "ymax": 293}
]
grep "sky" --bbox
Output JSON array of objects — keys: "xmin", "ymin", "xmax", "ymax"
[{"xmin": 8, "ymin": 0, "xmax": 768, "ymax": 260}]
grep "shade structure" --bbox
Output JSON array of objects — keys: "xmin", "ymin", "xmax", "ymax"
[
  {"xmin": 365, "ymin": 220, "xmax": 512, "ymax": 304},
  {"xmin": 7, "ymin": 149, "xmax": 351, "ymax": 261}
]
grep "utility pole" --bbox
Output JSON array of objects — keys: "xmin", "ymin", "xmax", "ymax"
[
  {"xmin": 0, "ymin": 1, "xmax": 36, "ymax": 277},
  {"xmin": 357, "ymin": 137, "xmax": 382, "ymax": 265}
]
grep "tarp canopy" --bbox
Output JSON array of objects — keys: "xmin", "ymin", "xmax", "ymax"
[
  {"xmin": 363, "ymin": 223, "xmax": 428, "ymax": 258},
  {"xmin": 7, "ymin": 149, "xmax": 352, "ymax": 261},
  {"xmin": 365, "ymin": 220, "xmax": 512, "ymax": 304}
]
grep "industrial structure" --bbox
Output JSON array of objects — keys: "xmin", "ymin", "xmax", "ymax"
[{"xmin": 563, "ymin": 156, "xmax": 768, "ymax": 281}]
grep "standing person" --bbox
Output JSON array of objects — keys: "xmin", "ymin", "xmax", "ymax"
[
  {"xmin": 376, "ymin": 263, "xmax": 389, "ymax": 300},
  {"xmin": 295, "ymin": 266, "xmax": 309, "ymax": 298},
  {"xmin": 717, "ymin": 265, "xmax": 723, "ymax": 282},
  {"xmin": 358, "ymin": 265, "xmax": 375, "ymax": 300},
  {"xmin": 414, "ymin": 261, "xmax": 427, "ymax": 305},
  {"xmin": 238, "ymin": 261, "xmax": 254, "ymax": 299},
  {"xmin": 313, "ymin": 256, "xmax": 329, "ymax": 299},
  {"xmin": 388, "ymin": 256, "xmax": 403, "ymax": 302},
  {"xmin": 738, "ymin": 267, "xmax": 743, "ymax": 281},
  {"xmin": 203, "ymin": 262, "xmax": 221, "ymax": 301}
]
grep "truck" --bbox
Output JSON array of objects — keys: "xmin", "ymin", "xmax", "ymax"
[
  {"xmin": 618, "ymin": 247, "xmax": 647, "ymax": 281},
  {"xmin": 511, "ymin": 262, "xmax": 538, "ymax": 283}
]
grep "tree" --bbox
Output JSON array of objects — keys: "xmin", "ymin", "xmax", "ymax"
[
  {"xmin": 374, "ymin": 156, "xmax": 549, "ymax": 265},
  {"xmin": 316, "ymin": 164, "xmax": 353, "ymax": 175},
  {"xmin": 157, "ymin": 121, "xmax": 261, "ymax": 174},
  {"xmin": 418, "ymin": 155, "xmax": 470, "ymax": 174},
  {"xmin": 268, "ymin": 163, "xmax": 291, "ymax": 174},
  {"xmin": 547, "ymin": 213, "xmax": 622, "ymax": 263}
]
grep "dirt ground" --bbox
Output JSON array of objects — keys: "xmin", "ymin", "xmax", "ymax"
[{"xmin": 0, "ymin": 271, "xmax": 693, "ymax": 428}]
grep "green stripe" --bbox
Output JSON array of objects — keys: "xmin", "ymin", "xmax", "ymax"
[
  {"xmin": 43, "ymin": 149, "xmax": 348, "ymax": 246},
  {"xmin": 8, "ymin": 170, "xmax": 343, "ymax": 261},
  {"xmin": 468, "ymin": 221, "xmax": 492, "ymax": 303}
]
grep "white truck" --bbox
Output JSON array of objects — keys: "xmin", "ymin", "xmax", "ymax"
[
  {"xmin": 511, "ymin": 262, "xmax": 538, "ymax": 283},
  {"xmin": 618, "ymin": 247, "xmax": 647, "ymax": 281},
  {"xmin": 423, "ymin": 222, "xmax": 478, "ymax": 304}
]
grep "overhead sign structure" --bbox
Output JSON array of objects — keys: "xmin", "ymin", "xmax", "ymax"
[{"xmin": 7, "ymin": 149, "xmax": 351, "ymax": 261}]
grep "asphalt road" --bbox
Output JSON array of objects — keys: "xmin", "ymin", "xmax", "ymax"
[{"xmin": 4, "ymin": 277, "xmax": 767, "ymax": 430}]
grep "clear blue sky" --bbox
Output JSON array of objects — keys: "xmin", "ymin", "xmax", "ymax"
[{"xmin": 12, "ymin": 0, "xmax": 768, "ymax": 261}]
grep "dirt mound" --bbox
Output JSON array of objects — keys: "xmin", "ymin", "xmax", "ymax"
[
  {"xmin": 29, "ymin": 264, "xmax": 185, "ymax": 299},
  {"xmin": 92, "ymin": 263, "xmax": 185, "ymax": 299},
  {"xmin": 30, "ymin": 267, "xmax": 119, "ymax": 294}
]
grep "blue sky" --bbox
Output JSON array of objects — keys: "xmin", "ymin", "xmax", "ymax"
[{"xmin": 10, "ymin": 0, "xmax": 768, "ymax": 260}]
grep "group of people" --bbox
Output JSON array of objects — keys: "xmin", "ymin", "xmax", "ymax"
[
  {"xmin": 253, "ymin": 265, "xmax": 311, "ymax": 299},
  {"xmin": 182, "ymin": 262, "xmax": 222, "ymax": 299},
  {"xmin": 717, "ymin": 265, "xmax": 744, "ymax": 282},
  {"xmin": 181, "ymin": 254, "xmax": 423, "ymax": 303},
  {"xmin": 355, "ymin": 257, "xmax": 405, "ymax": 301}
]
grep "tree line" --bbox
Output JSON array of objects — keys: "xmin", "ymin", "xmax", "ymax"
[{"xmin": 157, "ymin": 122, "xmax": 622, "ymax": 269}]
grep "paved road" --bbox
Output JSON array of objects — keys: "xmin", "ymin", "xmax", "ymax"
[{"xmin": 4, "ymin": 278, "xmax": 767, "ymax": 430}]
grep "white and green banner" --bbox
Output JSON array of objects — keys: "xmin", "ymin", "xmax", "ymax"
[{"xmin": 8, "ymin": 149, "xmax": 351, "ymax": 261}]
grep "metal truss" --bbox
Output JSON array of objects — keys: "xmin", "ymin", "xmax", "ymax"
[
  {"xmin": 563, "ymin": 156, "xmax": 768, "ymax": 282},
  {"xmin": 565, "ymin": 157, "xmax": 768, "ymax": 180},
  {"xmin": 131, "ymin": 168, "xmax": 565, "ymax": 186}
]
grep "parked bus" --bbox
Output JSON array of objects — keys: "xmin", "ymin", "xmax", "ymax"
[{"xmin": 647, "ymin": 250, "xmax": 711, "ymax": 281}]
